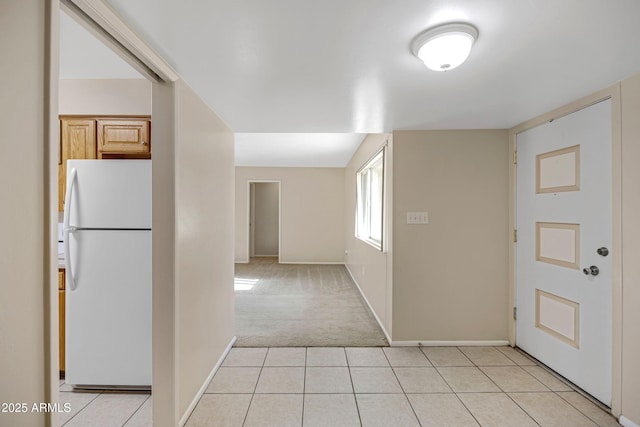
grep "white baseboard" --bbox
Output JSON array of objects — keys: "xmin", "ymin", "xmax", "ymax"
[
  {"xmin": 236, "ymin": 259, "xmax": 345, "ymax": 265},
  {"xmin": 621, "ymin": 416, "xmax": 640, "ymax": 427},
  {"xmin": 391, "ymin": 340, "xmax": 510, "ymax": 347},
  {"xmin": 279, "ymin": 261, "xmax": 345, "ymax": 265},
  {"xmin": 178, "ymin": 336, "xmax": 237, "ymax": 427},
  {"xmin": 345, "ymin": 265, "xmax": 393, "ymax": 344}
]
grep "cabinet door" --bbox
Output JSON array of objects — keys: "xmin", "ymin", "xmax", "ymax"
[
  {"xmin": 59, "ymin": 119, "xmax": 96, "ymax": 212},
  {"xmin": 97, "ymin": 119, "xmax": 150, "ymax": 157}
]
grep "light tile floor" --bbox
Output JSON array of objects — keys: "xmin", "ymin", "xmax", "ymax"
[
  {"xmin": 59, "ymin": 346, "xmax": 620, "ymax": 427},
  {"xmin": 58, "ymin": 382, "xmax": 151, "ymax": 426},
  {"xmin": 185, "ymin": 346, "xmax": 621, "ymax": 427}
]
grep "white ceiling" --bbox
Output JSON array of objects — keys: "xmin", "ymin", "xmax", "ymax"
[
  {"xmin": 59, "ymin": 11, "xmax": 143, "ymax": 79},
  {"xmin": 235, "ymin": 133, "xmax": 366, "ymax": 167},
  {"xmin": 59, "ymin": 9, "xmax": 363, "ymax": 166},
  {"xmin": 62, "ymin": 1, "xmax": 640, "ymax": 165}
]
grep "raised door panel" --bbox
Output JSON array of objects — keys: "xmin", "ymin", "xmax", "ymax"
[
  {"xmin": 59, "ymin": 119, "xmax": 96, "ymax": 212},
  {"xmin": 97, "ymin": 119, "xmax": 150, "ymax": 156}
]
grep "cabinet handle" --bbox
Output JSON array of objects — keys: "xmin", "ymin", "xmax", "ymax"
[{"xmin": 140, "ymin": 140, "xmax": 147, "ymax": 145}]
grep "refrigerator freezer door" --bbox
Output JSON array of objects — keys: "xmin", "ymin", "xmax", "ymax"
[
  {"xmin": 66, "ymin": 160, "xmax": 151, "ymax": 230},
  {"xmin": 65, "ymin": 229, "xmax": 151, "ymax": 387}
]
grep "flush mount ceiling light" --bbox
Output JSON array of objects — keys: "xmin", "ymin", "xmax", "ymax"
[{"xmin": 411, "ymin": 23, "xmax": 478, "ymax": 71}]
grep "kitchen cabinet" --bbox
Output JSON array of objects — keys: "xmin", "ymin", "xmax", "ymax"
[
  {"xmin": 97, "ymin": 119, "xmax": 150, "ymax": 158},
  {"xmin": 58, "ymin": 118, "xmax": 96, "ymax": 212},
  {"xmin": 58, "ymin": 116, "xmax": 151, "ymax": 212},
  {"xmin": 58, "ymin": 269, "xmax": 65, "ymax": 374}
]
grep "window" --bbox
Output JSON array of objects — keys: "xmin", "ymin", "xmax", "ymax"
[{"xmin": 356, "ymin": 147, "xmax": 385, "ymax": 250}]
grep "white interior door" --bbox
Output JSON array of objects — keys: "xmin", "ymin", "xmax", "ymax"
[{"xmin": 515, "ymin": 100, "xmax": 612, "ymax": 405}]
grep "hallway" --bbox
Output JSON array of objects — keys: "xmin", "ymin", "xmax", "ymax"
[{"xmin": 234, "ymin": 258, "xmax": 388, "ymax": 347}]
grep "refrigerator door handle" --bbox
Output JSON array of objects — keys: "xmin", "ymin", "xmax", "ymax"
[{"xmin": 64, "ymin": 167, "xmax": 78, "ymax": 291}]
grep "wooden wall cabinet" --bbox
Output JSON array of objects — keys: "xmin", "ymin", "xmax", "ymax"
[
  {"xmin": 97, "ymin": 119, "xmax": 150, "ymax": 158},
  {"xmin": 58, "ymin": 269, "xmax": 65, "ymax": 374}
]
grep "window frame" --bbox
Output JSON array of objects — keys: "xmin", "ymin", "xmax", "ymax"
[{"xmin": 355, "ymin": 146, "xmax": 386, "ymax": 251}]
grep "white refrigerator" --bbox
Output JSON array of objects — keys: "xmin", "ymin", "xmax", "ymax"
[{"xmin": 64, "ymin": 160, "xmax": 151, "ymax": 389}]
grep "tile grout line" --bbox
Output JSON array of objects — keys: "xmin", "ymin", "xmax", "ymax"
[
  {"xmin": 455, "ymin": 347, "xmax": 542, "ymax": 427},
  {"xmin": 552, "ymin": 390, "xmax": 608, "ymax": 426},
  {"xmin": 479, "ymin": 348, "xmax": 544, "ymax": 427},
  {"xmin": 382, "ymin": 348, "xmax": 423, "ymax": 427},
  {"xmin": 502, "ymin": 346, "xmax": 612, "ymax": 425},
  {"xmin": 300, "ymin": 348, "xmax": 307, "ymax": 427},
  {"xmin": 458, "ymin": 348, "xmax": 513, "ymax": 394},
  {"xmin": 452, "ymin": 392, "xmax": 485, "ymax": 427},
  {"xmin": 240, "ymin": 348, "xmax": 267, "ymax": 427},
  {"xmin": 477, "ymin": 365, "xmax": 551, "ymax": 393},
  {"xmin": 425, "ymin": 350, "xmax": 486, "ymax": 427},
  {"xmin": 454, "ymin": 346, "xmax": 475, "ymax": 366},
  {"xmin": 467, "ymin": 350, "xmax": 543, "ymax": 426},
  {"xmin": 60, "ymin": 387, "xmax": 103, "ymax": 427},
  {"xmin": 421, "ymin": 348, "xmax": 458, "ymax": 390},
  {"xmin": 502, "ymin": 392, "xmax": 543, "ymax": 427},
  {"xmin": 492, "ymin": 347, "xmax": 554, "ymax": 393},
  {"xmin": 120, "ymin": 393, "xmax": 151, "ymax": 427}
]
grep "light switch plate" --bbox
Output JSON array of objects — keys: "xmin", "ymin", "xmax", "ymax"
[{"xmin": 407, "ymin": 211, "xmax": 429, "ymax": 224}]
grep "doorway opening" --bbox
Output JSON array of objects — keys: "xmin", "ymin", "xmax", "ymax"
[
  {"xmin": 53, "ymin": 2, "xmax": 166, "ymax": 424},
  {"xmin": 248, "ymin": 181, "xmax": 281, "ymax": 262}
]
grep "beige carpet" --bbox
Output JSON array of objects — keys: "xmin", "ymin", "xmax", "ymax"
[{"xmin": 234, "ymin": 258, "xmax": 389, "ymax": 347}]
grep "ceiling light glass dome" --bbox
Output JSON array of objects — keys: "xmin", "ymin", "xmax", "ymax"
[{"xmin": 411, "ymin": 23, "xmax": 478, "ymax": 71}]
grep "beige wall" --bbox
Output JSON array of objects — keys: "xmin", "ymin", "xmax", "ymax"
[
  {"xmin": 151, "ymin": 81, "xmax": 178, "ymax": 426},
  {"xmin": 344, "ymin": 134, "xmax": 393, "ymax": 336},
  {"xmin": 174, "ymin": 80, "xmax": 236, "ymax": 420},
  {"xmin": 151, "ymin": 80, "xmax": 235, "ymax": 426},
  {"xmin": 392, "ymin": 130, "xmax": 510, "ymax": 342},
  {"xmin": 620, "ymin": 73, "xmax": 640, "ymax": 426},
  {"xmin": 1, "ymin": 5, "xmax": 235, "ymax": 427},
  {"xmin": 253, "ymin": 182, "xmax": 279, "ymax": 256},
  {"xmin": 0, "ymin": 2, "xmax": 52, "ymax": 426},
  {"xmin": 59, "ymin": 78, "xmax": 151, "ymax": 115},
  {"xmin": 235, "ymin": 167, "xmax": 345, "ymax": 263}
]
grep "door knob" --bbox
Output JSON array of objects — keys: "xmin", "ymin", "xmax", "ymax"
[
  {"xmin": 597, "ymin": 247, "xmax": 609, "ymax": 256},
  {"xmin": 582, "ymin": 266, "xmax": 600, "ymax": 276}
]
